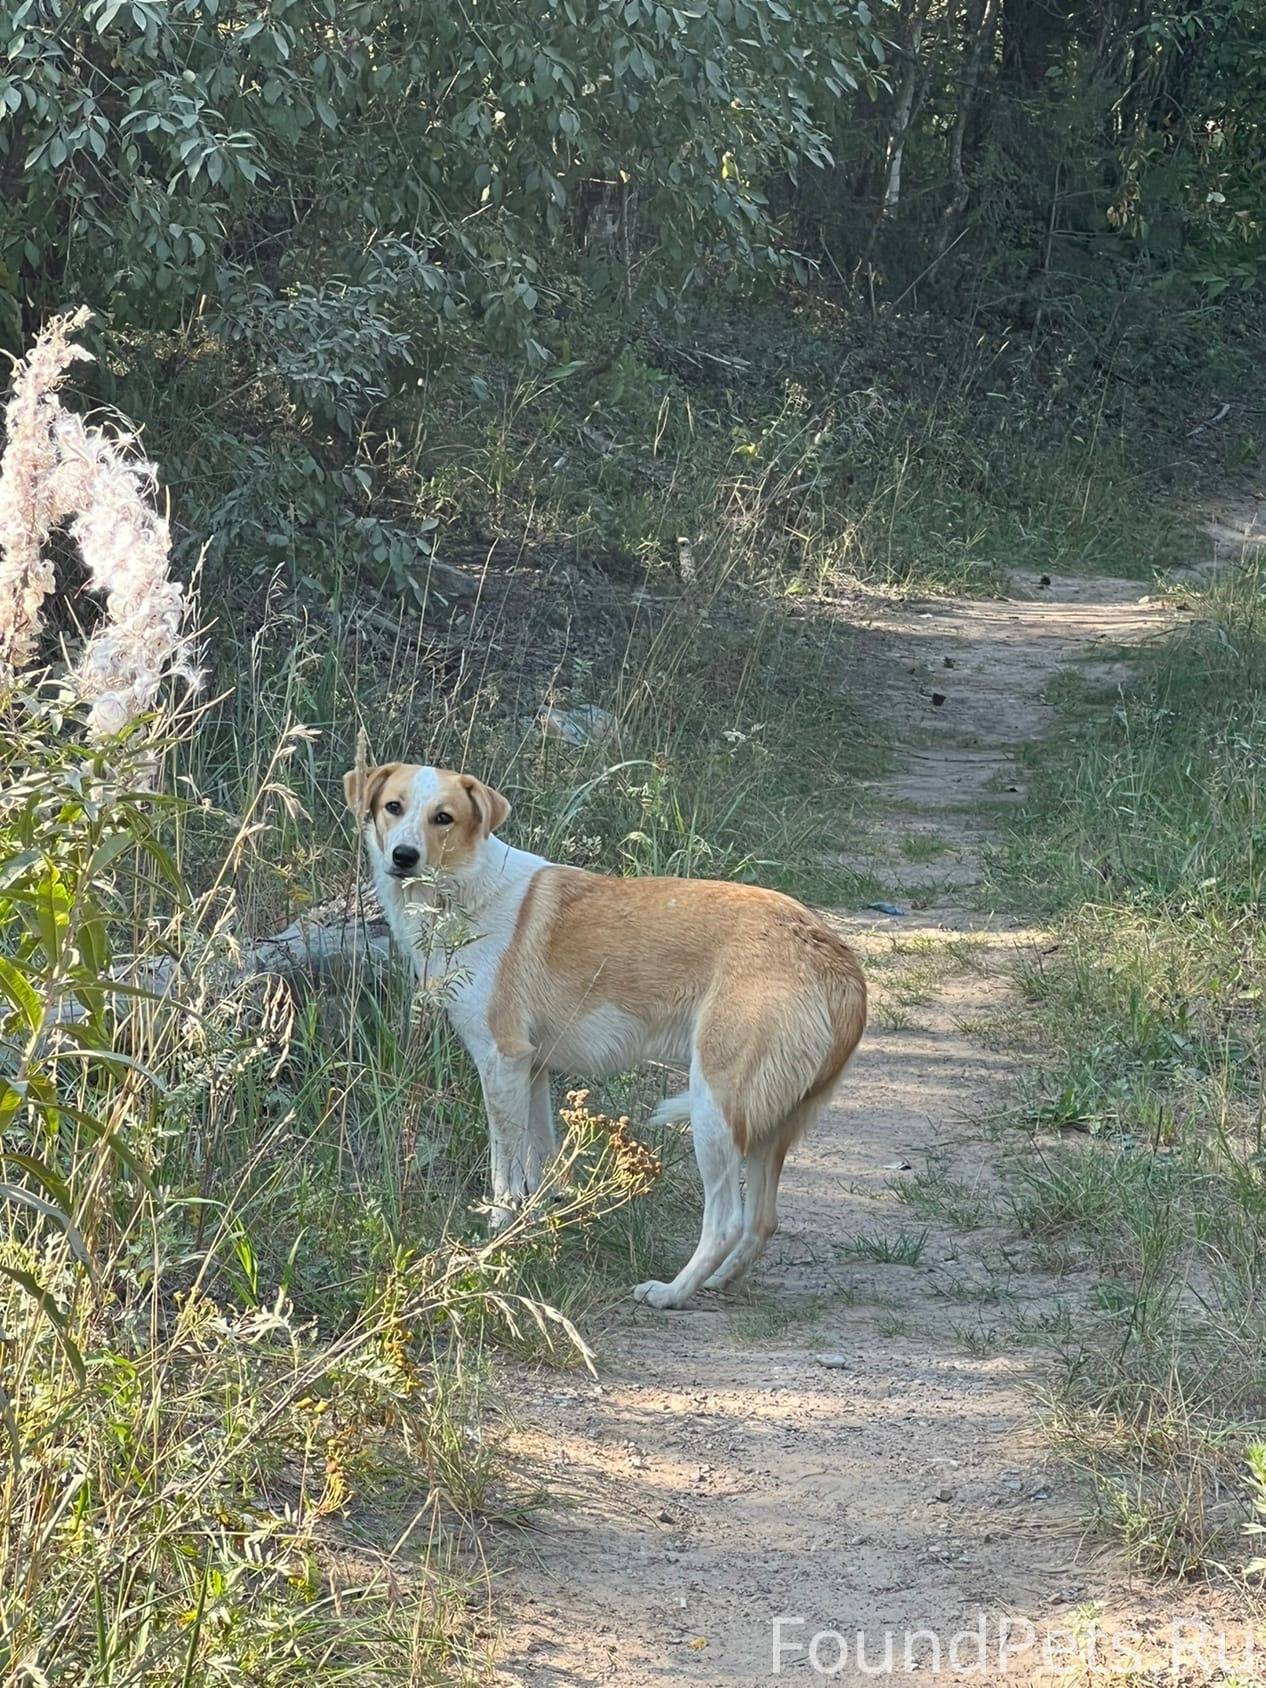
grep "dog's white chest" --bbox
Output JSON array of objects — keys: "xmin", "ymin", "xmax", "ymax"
[{"xmin": 371, "ymin": 842, "xmax": 542, "ymax": 1058}]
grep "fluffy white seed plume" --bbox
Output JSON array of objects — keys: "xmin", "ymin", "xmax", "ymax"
[
  {"xmin": 0, "ymin": 306, "xmax": 92, "ymax": 672},
  {"xmin": 0, "ymin": 308, "xmax": 199, "ymax": 734},
  {"xmin": 52, "ymin": 412, "xmax": 199, "ymax": 734}
]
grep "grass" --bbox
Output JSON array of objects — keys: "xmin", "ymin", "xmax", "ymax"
[
  {"xmin": 842, "ymin": 1227, "xmax": 930, "ymax": 1266},
  {"xmin": 899, "ymin": 831, "xmax": 950, "ymax": 863},
  {"xmin": 987, "ymin": 553, "xmax": 1266, "ymax": 1586},
  {"xmin": 183, "ymin": 542, "xmax": 890, "ymax": 932},
  {"xmin": 137, "ymin": 292, "xmax": 1205, "ymax": 636},
  {"xmin": 928, "ymin": 1274, "xmax": 1017, "ymax": 1304},
  {"xmin": 892, "ymin": 1162, "xmax": 999, "ymax": 1229},
  {"xmin": 874, "ymin": 1313, "xmax": 918, "ymax": 1339},
  {"xmin": 728, "ymin": 1292, "xmax": 828, "ymax": 1345}
]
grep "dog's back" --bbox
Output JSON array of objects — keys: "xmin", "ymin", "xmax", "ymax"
[{"xmin": 494, "ymin": 865, "xmax": 866, "ymax": 1151}]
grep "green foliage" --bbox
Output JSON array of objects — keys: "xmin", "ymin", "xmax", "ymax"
[
  {"xmin": 5, "ymin": 0, "xmax": 1256, "ymax": 622},
  {"xmin": 0, "ymin": 0, "xmax": 884, "ymax": 351}
]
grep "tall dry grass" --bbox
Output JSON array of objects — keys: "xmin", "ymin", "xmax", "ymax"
[{"xmin": 0, "ymin": 313, "xmax": 667, "ymax": 1685}]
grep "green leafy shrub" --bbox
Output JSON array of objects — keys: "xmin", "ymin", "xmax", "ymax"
[{"xmin": 0, "ymin": 0, "xmax": 884, "ymax": 348}]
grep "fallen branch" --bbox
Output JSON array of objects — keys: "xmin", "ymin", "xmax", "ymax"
[
  {"xmin": 1188, "ymin": 402, "xmax": 1232, "ymax": 438},
  {"xmin": 50, "ymin": 889, "xmax": 394, "ymax": 1031},
  {"xmin": 233, "ymin": 894, "xmax": 392, "ymax": 978}
]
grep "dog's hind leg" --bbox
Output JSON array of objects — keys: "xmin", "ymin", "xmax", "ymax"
[
  {"xmin": 700, "ymin": 1140, "xmax": 782, "ymax": 1290},
  {"xmin": 633, "ymin": 1072, "xmax": 742, "ymax": 1310},
  {"xmin": 701, "ymin": 1105, "xmax": 810, "ymax": 1291}
]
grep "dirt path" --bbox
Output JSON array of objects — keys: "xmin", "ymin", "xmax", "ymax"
[{"xmin": 490, "ymin": 555, "xmax": 1257, "ymax": 1686}]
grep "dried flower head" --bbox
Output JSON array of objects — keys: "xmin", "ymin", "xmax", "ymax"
[{"xmin": 559, "ymin": 1088, "xmax": 663, "ymax": 1195}]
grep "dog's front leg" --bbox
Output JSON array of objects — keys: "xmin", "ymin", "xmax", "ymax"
[
  {"xmin": 528, "ymin": 1068, "xmax": 558, "ymax": 1173},
  {"xmin": 477, "ymin": 1050, "xmax": 537, "ymax": 1229}
]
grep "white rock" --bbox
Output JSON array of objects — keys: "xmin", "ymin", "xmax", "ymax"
[{"xmin": 534, "ymin": 703, "xmax": 618, "ymax": 746}]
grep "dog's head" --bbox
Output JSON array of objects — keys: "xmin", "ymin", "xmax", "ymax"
[{"xmin": 342, "ymin": 763, "xmax": 511, "ymax": 880}]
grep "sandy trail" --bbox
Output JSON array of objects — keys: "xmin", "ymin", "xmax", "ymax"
[{"xmin": 490, "ymin": 549, "xmax": 1259, "ymax": 1686}]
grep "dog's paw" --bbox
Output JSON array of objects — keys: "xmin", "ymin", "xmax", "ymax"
[{"xmin": 632, "ymin": 1278, "xmax": 683, "ymax": 1310}]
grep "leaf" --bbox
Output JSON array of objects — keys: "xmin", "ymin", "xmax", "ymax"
[
  {"xmin": 0, "ymin": 1266, "xmax": 85, "ymax": 1382},
  {"xmin": 1, "ymin": 1148, "xmax": 73, "ymax": 1214},
  {"xmin": 0, "ymin": 1376, "xmax": 20, "ymax": 1472},
  {"xmin": 0, "ymin": 1183, "xmax": 92, "ymax": 1272},
  {"xmin": 0, "ymin": 954, "xmax": 43, "ymax": 1034},
  {"xmin": 130, "ymin": 827, "xmax": 190, "ymax": 899},
  {"xmin": 47, "ymin": 1040, "xmax": 169, "ymax": 1094}
]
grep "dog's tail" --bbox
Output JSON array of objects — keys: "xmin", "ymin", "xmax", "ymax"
[{"xmin": 648, "ymin": 1090, "xmax": 692, "ymax": 1128}]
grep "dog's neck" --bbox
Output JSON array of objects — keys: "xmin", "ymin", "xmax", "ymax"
[
  {"xmin": 442, "ymin": 834, "xmax": 548, "ymax": 923},
  {"xmin": 372, "ymin": 832, "xmax": 547, "ymax": 962}
]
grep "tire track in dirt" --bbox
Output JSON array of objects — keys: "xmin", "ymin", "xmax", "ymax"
[{"xmin": 490, "ymin": 549, "xmax": 1261, "ymax": 1687}]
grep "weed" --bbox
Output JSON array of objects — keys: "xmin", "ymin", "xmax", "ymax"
[
  {"xmin": 875, "ymin": 1313, "xmax": 919, "ymax": 1339},
  {"xmin": 843, "ymin": 1227, "xmax": 930, "ymax": 1266},
  {"xmin": 892, "ymin": 1164, "xmax": 998, "ymax": 1229},
  {"xmin": 930, "ymin": 1275, "xmax": 1017, "ymax": 1305},
  {"xmin": 865, "ymin": 933, "xmax": 987, "ymax": 1030},
  {"xmin": 900, "ymin": 832, "xmax": 950, "ymax": 862},
  {"xmin": 729, "ymin": 1294, "xmax": 828, "ymax": 1345},
  {"xmin": 950, "ymin": 1319, "xmax": 1016, "ymax": 1357}
]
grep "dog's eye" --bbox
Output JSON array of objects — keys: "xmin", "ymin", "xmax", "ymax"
[
  {"xmin": 384, "ymin": 800, "xmax": 403, "ymax": 817},
  {"xmin": 433, "ymin": 810, "xmax": 454, "ymax": 827}
]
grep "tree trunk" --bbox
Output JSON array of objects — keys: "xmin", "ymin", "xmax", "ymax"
[
  {"xmin": 880, "ymin": 0, "xmax": 934, "ymax": 220},
  {"xmin": 937, "ymin": 0, "xmax": 1000, "ymax": 256}
]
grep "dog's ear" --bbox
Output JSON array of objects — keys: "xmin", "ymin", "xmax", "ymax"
[
  {"xmin": 343, "ymin": 762, "xmax": 400, "ymax": 820},
  {"xmin": 461, "ymin": 775, "xmax": 511, "ymax": 838}
]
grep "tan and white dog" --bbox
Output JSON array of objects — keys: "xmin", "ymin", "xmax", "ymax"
[{"xmin": 344, "ymin": 761, "xmax": 866, "ymax": 1309}]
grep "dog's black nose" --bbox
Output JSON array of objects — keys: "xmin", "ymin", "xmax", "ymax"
[{"xmin": 391, "ymin": 844, "xmax": 420, "ymax": 872}]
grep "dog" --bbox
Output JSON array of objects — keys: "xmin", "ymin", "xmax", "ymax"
[{"xmin": 344, "ymin": 761, "xmax": 866, "ymax": 1308}]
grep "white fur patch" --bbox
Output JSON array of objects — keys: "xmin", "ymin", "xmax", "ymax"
[{"xmin": 373, "ymin": 765, "xmax": 443, "ymax": 865}]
